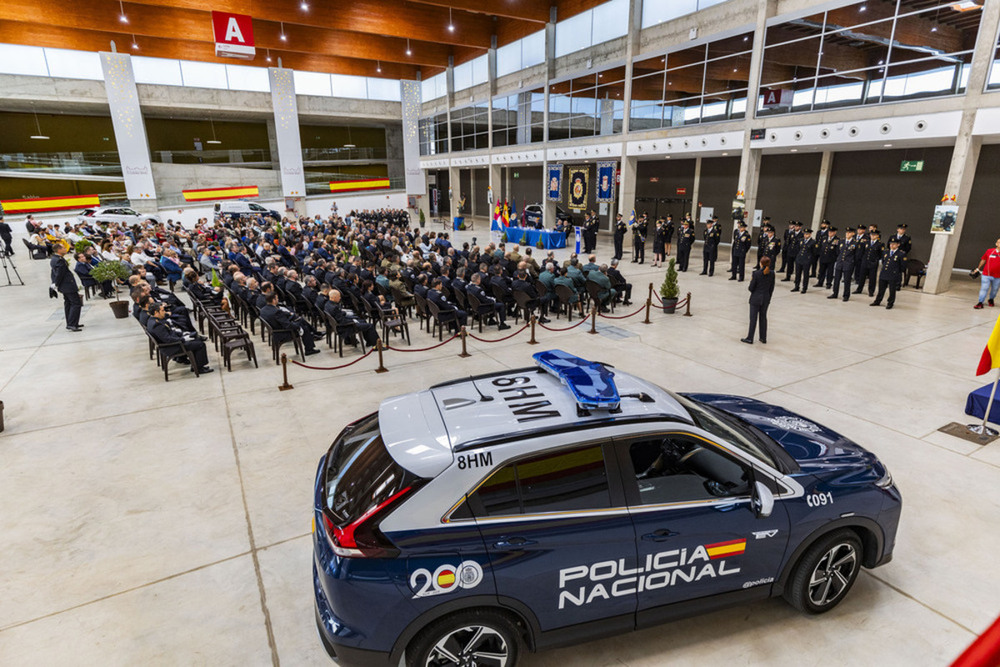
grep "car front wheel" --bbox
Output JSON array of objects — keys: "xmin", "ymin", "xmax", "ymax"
[
  {"xmin": 784, "ymin": 529, "xmax": 863, "ymax": 614},
  {"xmin": 407, "ymin": 609, "xmax": 523, "ymax": 667}
]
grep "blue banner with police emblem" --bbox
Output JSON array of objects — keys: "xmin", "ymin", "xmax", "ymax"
[
  {"xmin": 596, "ymin": 161, "xmax": 616, "ymax": 203},
  {"xmin": 547, "ymin": 163, "xmax": 563, "ymax": 202},
  {"xmin": 568, "ymin": 166, "xmax": 588, "ymax": 210}
]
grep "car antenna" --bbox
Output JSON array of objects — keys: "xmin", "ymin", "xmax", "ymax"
[{"xmin": 470, "ymin": 379, "xmax": 493, "ymax": 402}]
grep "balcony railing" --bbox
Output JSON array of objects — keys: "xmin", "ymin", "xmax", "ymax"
[
  {"xmin": 0, "ymin": 151, "xmax": 123, "ymax": 177},
  {"xmin": 152, "ymin": 148, "xmax": 272, "ymax": 167},
  {"xmin": 302, "ymin": 146, "xmax": 387, "ymax": 162}
]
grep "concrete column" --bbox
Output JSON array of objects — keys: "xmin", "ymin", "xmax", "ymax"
[
  {"xmin": 418, "ymin": 172, "xmax": 432, "ymax": 226},
  {"xmin": 618, "ymin": 155, "xmax": 638, "ymax": 218},
  {"xmin": 691, "ymin": 156, "xmax": 703, "ymax": 221},
  {"xmin": 737, "ymin": 147, "xmax": 762, "ymax": 225},
  {"xmin": 516, "ymin": 93, "xmax": 531, "ymax": 145},
  {"xmin": 448, "ymin": 165, "xmax": 460, "ymax": 218},
  {"xmin": 810, "ymin": 151, "xmax": 833, "ymax": 232},
  {"xmin": 923, "ymin": 0, "xmax": 1000, "ymax": 294},
  {"xmin": 923, "ymin": 122, "xmax": 982, "ymax": 294},
  {"xmin": 621, "ymin": 0, "xmax": 643, "ymax": 135},
  {"xmin": 489, "ymin": 163, "xmax": 502, "ymax": 207},
  {"xmin": 599, "ymin": 98, "xmax": 614, "ymax": 136}
]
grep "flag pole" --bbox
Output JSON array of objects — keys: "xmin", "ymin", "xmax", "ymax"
[{"xmin": 969, "ymin": 367, "xmax": 1000, "ymax": 437}]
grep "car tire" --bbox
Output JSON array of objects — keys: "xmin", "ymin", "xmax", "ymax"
[
  {"xmin": 784, "ymin": 529, "xmax": 863, "ymax": 614},
  {"xmin": 406, "ymin": 608, "xmax": 524, "ymax": 667}
]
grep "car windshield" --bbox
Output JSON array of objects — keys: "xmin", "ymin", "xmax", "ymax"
[{"xmin": 670, "ymin": 393, "xmax": 779, "ymax": 468}]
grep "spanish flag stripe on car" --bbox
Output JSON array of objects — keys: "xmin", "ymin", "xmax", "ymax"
[
  {"xmin": 182, "ymin": 186, "xmax": 259, "ymax": 202},
  {"xmin": 1, "ymin": 194, "xmax": 101, "ymax": 213},
  {"xmin": 705, "ymin": 539, "xmax": 747, "ymax": 559}
]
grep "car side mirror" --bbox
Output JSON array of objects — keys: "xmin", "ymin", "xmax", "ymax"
[{"xmin": 753, "ymin": 481, "xmax": 774, "ymax": 519}]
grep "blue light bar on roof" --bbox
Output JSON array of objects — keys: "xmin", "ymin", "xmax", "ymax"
[{"xmin": 533, "ymin": 349, "xmax": 620, "ymax": 410}]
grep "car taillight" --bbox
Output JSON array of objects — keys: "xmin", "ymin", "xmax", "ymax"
[{"xmin": 323, "ymin": 485, "xmax": 414, "ymax": 559}]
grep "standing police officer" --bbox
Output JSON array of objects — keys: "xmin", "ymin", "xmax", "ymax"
[
  {"xmin": 829, "ymin": 227, "xmax": 859, "ymax": 301},
  {"xmin": 730, "ymin": 220, "xmax": 752, "ymax": 281},
  {"xmin": 782, "ymin": 221, "xmax": 803, "ymax": 282},
  {"xmin": 815, "ymin": 226, "xmax": 839, "ymax": 289},
  {"xmin": 761, "ymin": 226, "xmax": 781, "ymax": 269},
  {"xmin": 613, "ymin": 213, "xmax": 626, "ymax": 261},
  {"xmin": 677, "ymin": 219, "xmax": 695, "ymax": 272},
  {"xmin": 855, "ymin": 229, "xmax": 884, "ymax": 297},
  {"xmin": 632, "ymin": 213, "xmax": 648, "ymax": 264},
  {"xmin": 811, "ymin": 220, "xmax": 830, "ymax": 278},
  {"xmin": 871, "ymin": 238, "xmax": 904, "ymax": 309},
  {"xmin": 791, "ymin": 228, "xmax": 816, "ymax": 294},
  {"xmin": 701, "ymin": 217, "xmax": 721, "ymax": 276}
]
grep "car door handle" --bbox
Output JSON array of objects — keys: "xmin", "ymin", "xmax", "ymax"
[
  {"xmin": 641, "ymin": 528, "xmax": 678, "ymax": 542},
  {"xmin": 493, "ymin": 536, "xmax": 535, "ymax": 548}
]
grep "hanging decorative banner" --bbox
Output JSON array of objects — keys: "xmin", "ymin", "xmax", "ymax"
[
  {"xmin": 329, "ymin": 178, "xmax": 391, "ymax": 193},
  {"xmin": 547, "ymin": 163, "xmax": 563, "ymax": 202},
  {"xmin": 568, "ymin": 166, "xmax": 589, "ymax": 210},
  {"xmin": 596, "ymin": 161, "xmax": 616, "ymax": 203},
  {"xmin": 183, "ymin": 185, "xmax": 259, "ymax": 202}
]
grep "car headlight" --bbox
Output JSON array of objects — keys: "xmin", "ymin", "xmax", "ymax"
[{"xmin": 875, "ymin": 467, "xmax": 893, "ymax": 489}]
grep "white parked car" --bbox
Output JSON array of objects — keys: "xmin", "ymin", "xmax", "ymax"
[{"xmin": 77, "ymin": 207, "xmax": 161, "ymax": 226}]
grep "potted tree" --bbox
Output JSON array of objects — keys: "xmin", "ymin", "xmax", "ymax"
[
  {"xmin": 419, "ymin": 209, "xmax": 426, "ymax": 228},
  {"xmin": 73, "ymin": 239, "xmax": 93, "ymax": 255},
  {"xmin": 520, "ymin": 232, "xmax": 529, "ymax": 245},
  {"xmin": 90, "ymin": 260, "xmax": 132, "ymax": 319},
  {"xmin": 659, "ymin": 258, "xmax": 680, "ymax": 313}
]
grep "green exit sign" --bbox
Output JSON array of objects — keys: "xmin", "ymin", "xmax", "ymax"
[
  {"xmin": 513, "ymin": 171, "xmax": 519, "ymax": 178},
  {"xmin": 900, "ymin": 160, "xmax": 924, "ymax": 172}
]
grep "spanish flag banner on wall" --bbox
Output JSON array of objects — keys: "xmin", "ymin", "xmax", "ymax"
[
  {"xmin": 329, "ymin": 178, "xmax": 391, "ymax": 193},
  {"xmin": 1, "ymin": 194, "xmax": 100, "ymax": 214},
  {"xmin": 182, "ymin": 185, "xmax": 259, "ymax": 202}
]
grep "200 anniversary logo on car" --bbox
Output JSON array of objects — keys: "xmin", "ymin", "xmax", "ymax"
[{"xmin": 410, "ymin": 561, "xmax": 484, "ymax": 598}]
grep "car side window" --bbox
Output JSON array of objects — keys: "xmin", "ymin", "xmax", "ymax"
[
  {"xmin": 470, "ymin": 444, "xmax": 611, "ymax": 517},
  {"xmin": 627, "ymin": 435, "xmax": 750, "ymax": 505}
]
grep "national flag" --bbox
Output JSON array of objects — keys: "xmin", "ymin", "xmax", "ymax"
[
  {"xmin": 705, "ymin": 539, "xmax": 747, "ymax": 560},
  {"xmin": 182, "ymin": 185, "xmax": 258, "ymax": 202},
  {"xmin": 502, "ymin": 199, "xmax": 510, "ymax": 227},
  {"xmin": 511, "ymin": 197, "xmax": 518, "ymax": 225},
  {"xmin": 977, "ymin": 313, "xmax": 1000, "ymax": 375},
  {"xmin": 1, "ymin": 194, "xmax": 100, "ymax": 214},
  {"xmin": 493, "ymin": 200, "xmax": 501, "ymax": 224}
]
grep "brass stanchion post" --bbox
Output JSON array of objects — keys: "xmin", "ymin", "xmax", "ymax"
[
  {"xmin": 684, "ymin": 292, "xmax": 692, "ymax": 317},
  {"xmin": 375, "ymin": 338, "xmax": 389, "ymax": 373},
  {"xmin": 459, "ymin": 326, "xmax": 471, "ymax": 357},
  {"xmin": 644, "ymin": 296, "xmax": 652, "ymax": 324},
  {"xmin": 588, "ymin": 306, "xmax": 598, "ymax": 334},
  {"xmin": 528, "ymin": 315, "xmax": 539, "ymax": 345},
  {"xmin": 278, "ymin": 353, "xmax": 294, "ymax": 391}
]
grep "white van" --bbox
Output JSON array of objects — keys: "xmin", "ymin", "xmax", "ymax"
[{"xmin": 214, "ymin": 200, "xmax": 281, "ymax": 221}]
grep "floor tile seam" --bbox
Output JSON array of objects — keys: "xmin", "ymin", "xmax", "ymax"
[
  {"xmin": 861, "ymin": 570, "xmax": 977, "ymax": 636},
  {"xmin": 219, "ymin": 371, "xmax": 280, "ymax": 666},
  {"xmin": 0, "ymin": 550, "xmax": 251, "ymax": 633},
  {"xmin": 257, "ymin": 532, "xmax": 312, "ymax": 552},
  {"xmin": 0, "ymin": 327, "xmax": 57, "ymax": 394}
]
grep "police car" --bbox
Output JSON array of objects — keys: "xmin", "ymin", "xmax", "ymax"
[{"xmin": 313, "ymin": 350, "xmax": 901, "ymax": 666}]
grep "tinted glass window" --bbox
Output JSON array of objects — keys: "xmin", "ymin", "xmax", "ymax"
[
  {"xmin": 473, "ymin": 444, "xmax": 611, "ymax": 517},
  {"xmin": 628, "ymin": 435, "xmax": 749, "ymax": 505}
]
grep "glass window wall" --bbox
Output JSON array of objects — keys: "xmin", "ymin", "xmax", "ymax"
[
  {"xmin": 450, "ymin": 103, "xmax": 490, "ymax": 151},
  {"xmin": 548, "ymin": 67, "xmax": 625, "ymax": 141},
  {"xmin": 492, "ymin": 88, "xmax": 546, "ymax": 146},
  {"xmin": 419, "ymin": 113, "xmax": 449, "ymax": 156}
]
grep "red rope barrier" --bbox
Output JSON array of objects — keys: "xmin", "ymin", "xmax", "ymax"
[
  {"xmin": 290, "ymin": 346, "xmax": 375, "ymax": 371},
  {"xmin": 539, "ymin": 313, "xmax": 591, "ymax": 332},
  {"xmin": 597, "ymin": 303, "xmax": 647, "ymax": 320},
  {"xmin": 652, "ymin": 293, "xmax": 688, "ymax": 308},
  {"xmin": 467, "ymin": 322, "xmax": 529, "ymax": 343},
  {"xmin": 387, "ymin": 333, "xmax": 458, "ymax": 352}
]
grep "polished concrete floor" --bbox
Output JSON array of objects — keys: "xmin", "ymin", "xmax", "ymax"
[{"xmin": 1, "ymin": 228, "xmax": 998, "ymax": 666}]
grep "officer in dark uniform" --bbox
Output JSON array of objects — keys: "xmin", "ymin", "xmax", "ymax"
[
  {"xmin": 782, "ymin": 221, "xmax": 803, "ymax": 282},
  {"xmin": 756, "ymin": 223, "xmax": 769, "ymax": 267},
  {"xmin": 855, "ymin": 229, "xmax": 884, "ymax": 297},
  {"xmin": 811, "ymin": 220, "xmax": 830, "ymax": 277},
  {"xmin": 852, "ymin": 224, "xmax": 870, "ymax": 287},
  {"xmin": 664, "ymin": 214, "xmax": 675, "ymax": 257},
  {"xmin": 761, "ymin": 226, "xmax": 781, "ymax": 269},
  {"xmin": 829, "ymin": 227, "xmax": 859, "ymax": 301},
  {"xmin": 871, "ymin": 238, "xmax": 904, "ymax": 309},
  {"xmin": 632, "ymin": 213, "xmax": 647, "ymax": 264},
  {"xmin": 677, "ymin": 220, "xmax": 695, "ymax": 272},
  {"xmin": 50, "ymin": 243, "xmax": 82, "ymax": 331},
  {"xmin": 613, "ymin": 213, "xmax": 626, "ymax": 261},
  {"xmin": 700, "ymin": 217, "xmax": 721, "ymax": 276},
  {"xmin": 815, "ymin": 226, "xmax": 839, "ymax": 288},
  {"xmin": 588, "ymin": 212, "xmax": 601, "ymax": 253},
  {"xmin": 779, "ymin": 221, "xmax": 795, "ymax": 273},
  {"xmin": 890, "ymin": 223, "xmax": 912, "ymax": 258},
  {"xmin": 791, "ymin": 228, "xmax": 816, "ymax": 294},
  {"xmin": 730, "ymin": 220, "xmax": 752, "ymax": 281}
]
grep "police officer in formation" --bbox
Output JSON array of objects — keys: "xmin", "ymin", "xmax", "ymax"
[
  {"xmin": 829, "ymin": 226, "xmax": 859, "ymax": 301},
  {"xmin": 676, "ymin": 219, "xmax": 695, "ymax": 272},
  {"xmin": 781, "ymin": 221, "xmax": 803, "ymax": 282},
  {"xmin": 760, "ymin": 225, "xmax": 781, "ymax": 269},
  {"xmin": 729, "ymin": 220, "xmax": 752, "ymax": 281},
  {"xmin": 583, "ymin": 211, "xmax": 600, "ymax": 253},
  {"xmin": 632, "ymin": 213, "xmax": 648, "ymax": 264},
  {"xmin": 871, "ymin": 238, "xmax": 905, "ymax": 309},
  {"xmin": 613, "ymin": 213, "xmax": 627, "ymax": 261},
  {"xmin": 811, "ymin": 220, "xmax": 830, "ymax": 277},
  {"xmin": 855, "ymin": 228, "xmax": 884, "ymax": 297},
  {"xmin": 700, "ymin": 216, "xmax": 721, "ymax": 276},
  {"xmin": 815, "ymin": 225, "xmax": 839, "ymax": 288},
  {"xmin": 890, "ymin": 223, "xmax": 912, "ymax": 257},
  {"xmin": 791, "ymin": 228, "xmax": 816, "ymax": 294},
  {"xmin": 663, "ymin": 214, "xmax": 675, "ymax": 257},
  {"xmin": 779, "ymin": 221, "xmax": 796, "ymax": 274}
]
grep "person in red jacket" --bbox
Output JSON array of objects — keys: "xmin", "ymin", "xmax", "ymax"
[{"xmin": 972, "ymin": 238, "xmax": 1000, "ymax": 309}]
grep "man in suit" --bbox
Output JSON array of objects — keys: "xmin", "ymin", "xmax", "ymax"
[
  {"xmin": 791, "ymin": 228, "xmax": 816, "ymax": 294},
  {"xmin": 871, "ymin": 238, "xmax": 905, "ymax": 310},
  {"xmin": 51, "ymin": 243, "xmax": 83, "ymax": 331},
  {"xmin": 146, "ymin": 302, "xmax": 213, "ymax": 373},
  {"xmin": 700, "ymin": 217, "xmax": 721, "ymax": 276},
  {"xmin": 730, "ymin": 221, "xmax": 752, "ymax": 282},
  {"xmin": 0, "ymin": 216, "xmax": 12, "ymax": 256},
  {"xmin": 324, "ymin": 289, "xmax": 378, "ymax": 347},
  {"xmin": 467, "ymin": 272, "xmax": 510, "ymax": 330},
  {"xmin": 261, "ymin": 291, "xmax": 321, "ymax": 355},
  {"xmin": 587, "ymin": 265, "xmax": 617, "ymax": 310},
  {"xmin": 607, "ymin": 258, "xmax": 632, "ymax": 306}
]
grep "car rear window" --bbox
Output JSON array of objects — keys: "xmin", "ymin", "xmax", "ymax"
[
  {"xmin": 324, "ymin": 414, "xmax": 422, "ymax": 526},
  {"xmin": 81, "ymin": 209, "xmax": 95, "ymax": 217}
]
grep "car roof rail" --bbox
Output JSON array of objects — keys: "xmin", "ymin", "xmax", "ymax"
[{"xmin": 452, "ymin": 414, "xmax": 694, "ymax": 452}]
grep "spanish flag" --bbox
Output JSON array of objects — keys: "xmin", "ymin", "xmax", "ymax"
[
  {"xmin": 1, "ymin": 194, "xmax": 100, "ymax": 214},
  {"xmin": 502, "ymin": 200, "xmax": 510, "ymax": 227},
  {"xmin": 329, "ymin": 178, "xmax": 390, "ymax": 193},
  {"xmin": 976, "ymin": 313, "xmax": 1000, "ymax": 375},
  {"xmin": 183, "ymin": 185, "xmax": 258, "ymax": 202},
  {"xmin": 705, "ymin": 539, "xmax": 746, "ymax": 560}
]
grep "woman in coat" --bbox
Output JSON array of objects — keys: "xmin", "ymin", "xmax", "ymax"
[
  {"xmin": 652, "ymin": 220, "xmax": 666, "ymax": 267},
  {"xmin": 742, "ymin": 255, "xmax": 775, "ymax": 345}
]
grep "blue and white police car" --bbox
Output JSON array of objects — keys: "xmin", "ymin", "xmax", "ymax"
[{"xmin": 313, "ymin": 350, "xmax": 901, "ymax": 666}]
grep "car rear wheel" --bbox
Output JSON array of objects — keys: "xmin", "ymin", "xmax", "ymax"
[
  {"xmin": 784, "ymin": 529, "xmax": 862, "ymax": 614},
  {"xmin": 407, "ymin": 609, "xmax": 523, "ymax": 667}
]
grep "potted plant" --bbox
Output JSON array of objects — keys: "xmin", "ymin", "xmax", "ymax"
[
  {"xmin": 536, "ymin": 239, "xmax": 544, "ymax": 250},
  {"xmin": 520, "ymin": 232, "xmax": 529, "ymax": 245},
  {"xmin": 419, "ymin": 209, "xmax": 426, "ymax": 227},
  {"xmin": 90, "ymin": 260, "xmax": 132, "ymax": 319},
  {"xmin": 501, "ymin": 232, "xmax": 508, "ymax": 243},
  {"xmin": 659, "ymin": 258, "xmax": 680, "ymax": 313},
  {"xmin": 73, "ymin": 239, "xmax": 93, "ymax": 255}
]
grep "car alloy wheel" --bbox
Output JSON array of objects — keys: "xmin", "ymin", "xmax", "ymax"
[
  {"xmin": 426, "ymin": 625, "xmax": 508, "ymax": 667},
  {"xmin": 807, "ymin": 542, "xmax": 858, "ymax": 608}
]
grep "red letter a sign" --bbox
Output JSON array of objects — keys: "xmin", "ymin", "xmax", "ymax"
[{"xmin": 212, "ymin": 11, "xmax": 256, "ymax": 60}]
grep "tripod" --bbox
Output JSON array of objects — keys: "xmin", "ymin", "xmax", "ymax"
[{"xmin": 0, "ymin": 250, "xmax": 24, "ymax": 287}]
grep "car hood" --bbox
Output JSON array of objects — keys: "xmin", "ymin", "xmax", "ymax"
[{"xmin": 684, "ymin": 394, "xmax": 880, "ymax": 475}]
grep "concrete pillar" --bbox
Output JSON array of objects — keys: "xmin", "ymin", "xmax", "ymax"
[
  {"xmin": 691, "ymin": 156, "xmax": 703, "ymax": 221},
  {"xmin": 618, "ymin": 155, "xmax": 638, "ymax": 218},
  {"xmin": 418, "ymin": 172, "xmax": 432, "ymax": 226},
  {"xmin": 810, "ymin": 151, "xmax": 833, "ymax": 232},
  {"xmin": 599, "ymin": 98, "xmax": 614, "ymax": 136},
  {"xmin": 516, "ymin": 93, "xmax": 531, "ymax": 145},
  {"xmin": 448, "ymin": 165, "xmax": 460, "ymax": 218},
  {"xmin": 923, "ymin": 122, "xmax": 982, "ymax": 294},
  {"xmin": 621, "ymin": 0, "xmax": 643, "ymax": 135},
  {"xmin": 737, "ymin": 147, "xmax": 762, "ymax": 225},
  {"xmin": 489, "ymin": 163, "xmax": 502, "ymax": 213}
]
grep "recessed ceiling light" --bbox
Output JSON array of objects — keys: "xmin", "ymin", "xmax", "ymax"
[
  {"xmin": 119, "ymin": 0, "xmax": 128, "ymax": 23},
  {"xmin": 883, "ymin": 143, "xmax": 892, "ymax": 147},
  {"xmin": 448, "ymin": 7, "xmax": 455, "ymax": 31},
  {"xmin": 280, "ymin": 22, "xmax": 287, "ymax": 40},
  {"xmin": 790, "ymin": 148, "xmax": 798, "ymax": 152},
  {"xmin": 300, "ymin": 1, "xmax": 309, "ymax": 9},
  {"xmin": 859, "ymin": 4, "xmax": 867, "ymax": 11},
  {"xmin": 406, "ymin": 38, "xmax": 412, "ymax": 56}
]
